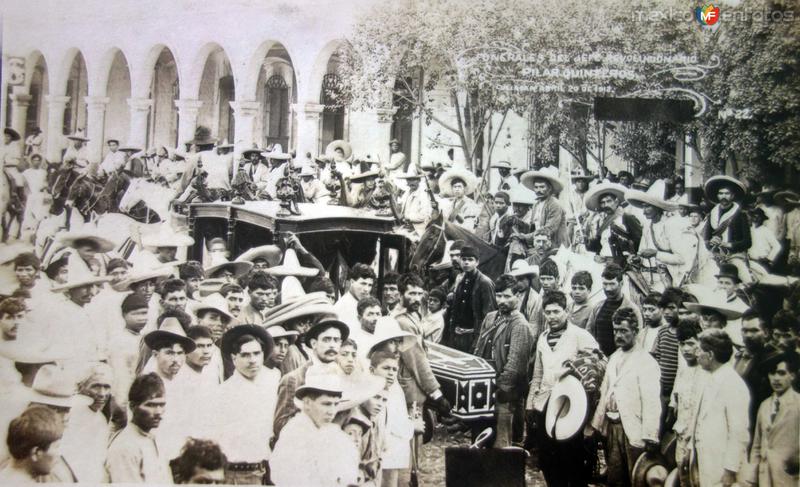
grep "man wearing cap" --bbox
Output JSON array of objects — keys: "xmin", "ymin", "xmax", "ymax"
[
  {"xmin": 474, "ymin": 275, "xmax": 532, "ymax": 447},
  {"xmin": 704, "ymin": 175, "xmax": 753, "ymax": 283},
  {"xmin": 266, "ymin": 326, "xmax": 300, "ymax": 371},
  {"xmin": 527, "ymin": 290, "xmax": 598, "ymax": 485},
  {"xmin": 589, "ymin": 307, "xmax": 662, "ymax": 487},
  {"xmin": 517, "ymin": 166, "xmax": 569, "ymax": 248},
  {"xmin": 273, "ymin": 319, "xmax": 349, "ymax": 439},
  {"xmin": 211, "ymin": 325, "xmax": 279, "ymax": 484},
  {"xmin": 270, "ymin": 373, "xmax": 360, "ymax": 487},
  {"xmin": 105, "ymin": 373, "xmax": 172, "ymax": 483},
  {"xmin": 443, "ymin": 245, "xmax": 496, "ymax": 353},
  {"xmin": 109, "ymin": 293, "xmax": 150, "ymax": 408},
  {"xmin": 99, "ymin": 139, "xmax": 126, "ymax": 177}
]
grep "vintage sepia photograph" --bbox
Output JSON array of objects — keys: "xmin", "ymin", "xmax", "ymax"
[{"xmin": 0, "ymin": 0, "xmax": 798, "ymax": 485}]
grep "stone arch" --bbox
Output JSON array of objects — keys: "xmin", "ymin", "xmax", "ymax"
[
  {"xmin": 58, "ymin": 49, "xmax": 89, "ymax": 135},
  {"xmin": 103, "ymin": 49, "xmax": 132, "ymax": 148},
  {"xmin": 306, "ymin": 39, "xmax": 350, "ymax": 103},
  {"xmin": 244, "ymin": 42, "xmax": 298, "ymax": 150},
  {"xmin": 315, "ymin": 41, "xmax": 350, "ymax": 153},
  {"xmin": 191, "ymin": 43, "xmax": 236, "ymax": 143},
  {"xmin": 24, "ymin": 50, "xmax": 49, "ymax": 140},
  {"xmin": 147, "ymin": 46, "xmax": 180, "ymax": 149}
]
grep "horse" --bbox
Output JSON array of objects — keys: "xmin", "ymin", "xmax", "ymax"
[
  {"xmin": 65, "ymin": 171, "xmax": 131, "ymax": 221},
  {"xmin": 118, "ymin": 177, "xmax": 178, "ymax": 223}
]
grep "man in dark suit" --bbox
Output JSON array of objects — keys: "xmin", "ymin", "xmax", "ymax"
[
  {"xmin": 443, "ymin": 246, "xmax": 496, "ymax": 353},
  {"xmin": 704, "ymin": 175, "xmax": 752, "ymax": 283}
]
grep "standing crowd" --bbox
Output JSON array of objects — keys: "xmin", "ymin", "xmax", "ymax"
[{"xmin": 0, "ymin": 127, "xmax": 798, "ymax": 486}]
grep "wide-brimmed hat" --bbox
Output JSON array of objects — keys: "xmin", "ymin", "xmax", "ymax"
[
  {"xmin": 0, "ymin": 339, "xmax": 69, "ymax": 364},
  {"xmin": 570, "ymin": 166, "xmax": 595, "ymax": 181},
  {"xmin": 266, "ymin": 325, "xmax": 299, "ymax": 343},
  {"xmin": 298, "ymin": 165, "xmax": 317, "ymax": 177},
  {"xmin": 236, "ymin": 245, "xmax": 282, "ymax": 267},
  {"xmin": 368, "ymin": 316, "xmax": 416, "ymax": 355},
  {"xmin": 775, "ymin": 190, "xmax": 800, "ymax": 207},
  {"xmin": 509, "ymin": 260, "xmax": 539, "ymax": 278},
  {"xmin": 631, "ymin": 451, "xmax": 670, "ymax": 487},
  {"xmin": 27, "ymin": 364, "xmax": 92, "ymax": 409},
  {"xmin": 521, "ymin": 166, "xmax": 564, "ymax": 194},
  {"xmin": 262, "ymin": 292, "xmax": 336, "ymax": 328},
  {"xmin": 345, "ymin": 407, "xmax": 372, "ymax": 432},
  {"xmin": 241, "ymin": 146, "xmax": 264, "ymax": 158},
  {"xmin": 187, "ymin": 127, "xmax": 217, "ymax": 147},
  {"xmin": 50, "ymin": 264, "xmax": 111, "ymax": 292},
  {"xmin": 263, "ymin": 147, "xmax": 291, "ymax": 161},
  {"xmin": 625, "ymin": 180, "xmax": 677, "ymax": 212},
  {"xmin": 66, "ymin": 132, "xmax": 89, "ymax": 142},
  {"xmin": 295, "ymin": 372, "xmax": 344, "ymax": 399},
  {"xmin": 221, "ymin": 324, "xmax": 274, "ymax": 359},
  {"xmin": 3, "ymin": 128, "xmax": 21, "ymax": 141},
  {"xmin": 119, "ymin": 144, "xmax": 143, "ymax": 153},
  {"xmin": 508, "ymin": 184, "xmax": 537, "ymax": 206},
  {"xmin": 144, "ymin": 317, "xmax": 197, "ymax": 352},
  {"xmin": 305, "ymin": 319, "xmax": 350, "ymax": 347},
  {"xmin": 197, "ymin": 278, "xmax": 226, "ymax": 297},
  {"xmin": 217, "ymin": 139, "xmax": 234, "ymax": 150},
  {"xmin": 704, "ymin": 175, "xmax": 746, "ymax": 203},
  {"xmin": 675, "ymin": 193, "xmax": 700, "ymax": 210},
  {"xmin": 325, "ymin": 140, "xmax": 353, "ymax": 160},
  {"xmin": 281, "ymin": 275, "xmax": 306, "ymax": 301},
  {"xmin": 57, "ymin": 232, "xmax": 116, "ymax": 253},
  {"xmin": 141, "ymin": 228, "xmax": 194, "ymax": 248},
  {"xmin": 204, "ymin": 261, "xmax": 253, "ymax": 280},
  {"xmin": 395, "ymin": 168, "xmax": 422, "ymax": 180},
  {"xmin": 683, "ymin": 294, "xmax": 744, "ymax": 320},
  {"xmin": 490, "ymin": 160, "xmax": 513, "ymax": 170},
  {"xmin": 439, "ymin": 168, "xmax": 478, "ymax": 197},
  {"xmin": 584, "ymin": 181, "xmax": 627, "ymax": 212},
  {"xmin": 189, "ymin": 294, "xmax": 234, "ymax": 322},
  {"xmin": 118, "ymin": 266, "xmax": 173, "ymax": 291},
  {"xmin": 0, "ymin": 242, "xmax": 35, "ymax": 266},
  {"xmin": 545, "ymin": 374, "xmax": 588, "ymax": 440},
  {"xmin": 266, "ymin": 249, "xmax": 319, "ymax": 278},
  {"xmin": 349, "ymin": 167, "xmax": 380, "ymax": 182}
]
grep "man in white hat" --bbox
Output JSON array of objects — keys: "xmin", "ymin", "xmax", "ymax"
[
  {"xmin": 397, "ymin": 171, "xmax": 433, "ymax": 237},
  {"xmin": 386, "ymin": 138, "xmax": 408, "ymax": 181},
  {"xmin": 491, "ymin": 160, "xmax": 518, "ymax": 191},
  {"xmin": 704, "ymin": 175, "xmax": 753, "ymax": 283},
  {"xmin": 298, "ymin": 164, "xmax": 329, "ymax": 204},
  {"xmin": 270, "ymin": 373, "xmax": 359, "ymax": 487},
  {"xmin": 212, "ymin": 325, "xmax": 279, "ymax": 484},
  {"xmin": 584, "ymin": 181, "xmax": 642, "ymax": 264},
  {"xmin": 589, "ymin": 307, "xmax": 662, "ymax": 487},
  {"xmin": 626, "ymin": 182, "xmax": 699, "ymax": 291},
  {"xmin": 439, "ymin": 169, "xmax": 481, "ymax": 231},
  {"xmin": 62, "ymin": 133, "xmax": 90, "ymax": 172},
  {"xmin": 508, "ymin": 260, "xmax": 540, "ymax": 323}
]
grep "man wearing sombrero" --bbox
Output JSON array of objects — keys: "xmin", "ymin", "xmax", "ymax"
[
  {"xmin": 62, "ymin": 132, "xmax": 90, "ymax": 172},
  {"xmin": 584, "ymin": 181, "xmax": 642, "ymax": 264},
  {"xmin": 396, "ymin": 169, "xmax": 433, "ymax": 237},
  {"xmin": 490, "ymin": 160, "xmax": 518, "ymax": 191},
  {"xmin": 704, "ymin": 175, "xmax": 753, "ymax": 283},
  {"xmin": 517, "ymin": 165, "xmax": 569, "ymax": 248},
  {"xmin": 438, "ymin": 167, "xmax": 481, "ymax": 231}
]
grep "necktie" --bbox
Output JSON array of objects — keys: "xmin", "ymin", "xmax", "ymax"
[{"xmin": 770, "ymin": 396, "xmax": 780, "ymax": 425}]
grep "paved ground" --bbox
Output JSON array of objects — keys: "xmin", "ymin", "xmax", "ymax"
[{"xmin": 417, "ymin": 425, "xmax": 547, "ymax": 486}]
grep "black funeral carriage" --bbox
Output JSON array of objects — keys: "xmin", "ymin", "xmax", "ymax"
[{"xmin": 188, "ymin": 201, "xmax": 496, "ymax": 421}]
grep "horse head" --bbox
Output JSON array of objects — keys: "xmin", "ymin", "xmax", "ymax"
[{"xmin": 118, "ymin": 177, "xmax": 144, "ymax": 213}]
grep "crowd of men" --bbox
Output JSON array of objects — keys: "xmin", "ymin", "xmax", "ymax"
[{"xmin": 0, "ymin": 125, "xmax": 799, "ymax": 486}]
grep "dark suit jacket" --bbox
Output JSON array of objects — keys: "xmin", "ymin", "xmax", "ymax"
[
  {"xmin": 444, "ymin": 269, "xmax": 496, "ymax": 349},
  {"xmin": 705, "ymin": 205, "xmax": 752, "ymax": 253},
  {"xmin": 273, "ymin": 360, "xmax": 312, "ymax": 440}
]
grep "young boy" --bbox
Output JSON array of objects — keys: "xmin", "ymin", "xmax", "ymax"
[
  {"xmin": 0, "ymin": 406, "xmax": 65, "ymax": 483},
  {"xmin": 338, "ymin": 338, "xmax": 359, "ymax": 376}
]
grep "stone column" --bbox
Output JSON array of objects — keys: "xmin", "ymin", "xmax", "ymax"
[
  {"xmin": 84, "ymin": 96, "xmax": 110, "ymax": 163},
  {"xmin": 174, "ymin": 99, "xmax": 203, "ymax": 147},
  {"xmin": 229, "ymin": 100, "xmax": 261, "ymax": 153},
  {"xmin": 8, "ymin": 93, "xmax": 32, "ymax": 137},
  {"xmin": 127, "ymin": 97, "xmax": 153, "ymax": 149},
  {"xmin": 683, "ymin": 133, "xmax": 704, "ymax": 203},
  {"xmin": 348, "ymin": 107, "xmax": 396, "ymax": 162},
  {"xmin": 292, "ymin": 102, "xmax": 324, "ymax": 158},
  {"xmin": 45, "ymin": 95, "xmax": 71, "ymax": 163}
]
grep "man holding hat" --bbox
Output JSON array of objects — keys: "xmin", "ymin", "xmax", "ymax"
[
  {"xmin": 211, "ymin": 325, "xmax": 279, "ymax": 484},
  {"xmin": 704, "ymin": 175, "xmax": 753, "ymax": 283},
  {"xmin": 273, "ymin": 319, "xmax": 350, "ymax": 439},
  {"xmin": 270, "ymin": 372, "xmax": 360, "ymax": 487}
]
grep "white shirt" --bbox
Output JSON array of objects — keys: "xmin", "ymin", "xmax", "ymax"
[
  {"xmin": 213, "ymin": 367, "xmax": 281, "ymax": 462},
  {"xmin": 333, "ymin": 291, "xmax": 360, "ymax": 331},
  {"xmin": 62, "ymin": 404, "xmax": 111, "ymax": 483},
  {"xmin": 271, "ymin": 412, "xmax": 360, "ymax": 487},
  {"xmin": 749, "ymin": 225, "xmax": 782, "ymax": 262},
  {"xmin": 100, "ymin": 150, "xmax": 126, "ymax": 175}
]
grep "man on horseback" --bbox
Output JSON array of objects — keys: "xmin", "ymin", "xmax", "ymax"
[
  {"xmin": 704, "ymin": 175, "xmax": 753, "ymax": 284},
  {"xmin": 98, "ymin": 139, "xmax": 126, "ymax": 178},
  {"xmin": 2, "ymin": 128, "xmax": 26, "ymax": 209},
  {"xmin": 583, "ymin": 181, "xmax": 642, "ymax": 266}
]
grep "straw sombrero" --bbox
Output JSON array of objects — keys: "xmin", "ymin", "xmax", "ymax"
[
  {"xmin": 583, "ymin": 182, "xmax": 627, "ymax": 212},
  {"xmin": 57, "ymin": 232, "xmax": 115, "ymax": 253},
  {"xmin": 325, "ymin": 140, "xmax": 353, "ymax": 160},
  {"xmin": 704, "ymin": 175, "xmax": 746, "ymax": 203},
  {"xmin": 544, "ymin": 374, "xmax": 588, "ymax": 440},
  {"xmin": 235, "ymin": 245, "xmax": 282, "ymax": 267},
  {"xmin": 265, "ymin": 249, "xmax": 319, "ymax": 278},
  {"xmin": 625, "ymin": 180, "xmax": 677, "ymax": 212},
  {"xmin": 521, "ymin": 166, "xmax": 564, "ymax": 194},
  {"xmin": 439, "ymin": 168, "xmax": 478, "ymax": 197}
]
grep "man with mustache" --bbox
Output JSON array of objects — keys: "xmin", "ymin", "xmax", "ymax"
[
  {"xmin": 516, "ymin": 166, "xmax": 569, "ymax": 248},
  {"xmin": 704, "ymin": 175, "xmax": 753, "ymax": 283},
  {"xmin": 395, "ymin": 274, "xmax": 450, "ymax": 415},
  {"xmin": 273, "ymin": 319, "xmax": 350, "ymax": 439},
  {"xmin": 588, "ymin": 307, "xmax": 662, "ymax": 487},
  {"xmin": 584, "ymin": 181, "xmax": 642, "ymax": 266},
  {"xmin": 105, "ymin": 373, "xmax": 171, "ymax": 483},
  {"xmin": 474, "ymin": 274, "xmax": 533, "ymax": 447},
  {"xmin": 213, "ymin": 325, "xmax": 279, "ymax": 484}
]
